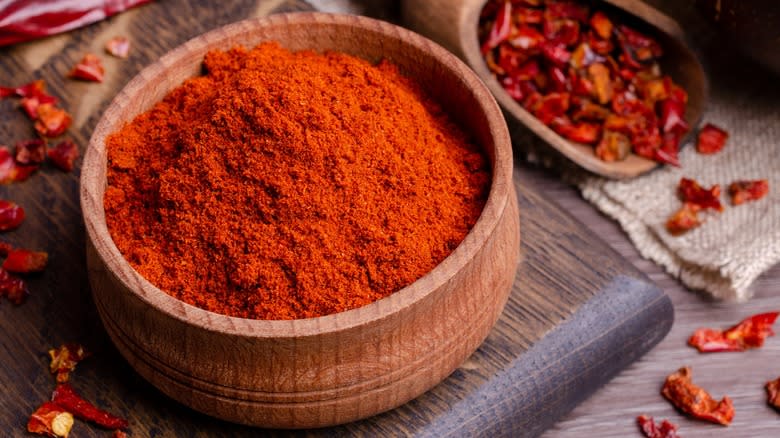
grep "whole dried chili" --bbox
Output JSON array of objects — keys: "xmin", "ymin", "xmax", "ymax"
[
  {"xmin": 696, "ymin": 123, "xmax": 728, "ymax": 154},
  {"xmin": 688, "ymin": 312, "xmax": 779, "ymax": 353},
  {"xmin": 0, "ymin": 200, "xmax": 25, "ymax": 231},
  {"xmin": 766, "ymin": 377, "xmax": 780, "ymax": 412},
  {"xmin": 104, "ymin": 43, "xmax": 490, "ymax": 320},
  {"xmin": 637, "ymin": 415, "xmax": 680, "ymax": 438},
  {"xmin": 479, "ymin": 0, "xmax": 689, "ymax": 164},
  {"xmin": 0, "ymin": 1, "xmax": 152, "ymax": 47},
  {"xmin": 729, "ymin": 179, "xmax": 769, "ymax": 205},
  {"xmin": 49, "ymin": 344, "xmax": 90, "ymax": 383},
  {"xmin": 27, "ymin": 402, "xmax": 74, "ymax": 438},
  {"xmin": 661, "ymin": 366, "xmax": 734, "ymax": 426},
  {"xmin": 51, "ymin": 383, "xmax": 128, "ymax": 430}
]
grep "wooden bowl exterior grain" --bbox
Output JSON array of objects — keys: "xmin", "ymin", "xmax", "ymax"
[
  {"xmin": 80, "ymin": 13, "xmax": 519, "ymax": 428},
  {"xmin": 402, "ymin": 0, "xmax": 708, "ymax": 179}
]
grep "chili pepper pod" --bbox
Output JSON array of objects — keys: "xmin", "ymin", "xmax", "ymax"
[{"xmin": 51, "ymin": 383, "xmax": 129, "ymax": 430}]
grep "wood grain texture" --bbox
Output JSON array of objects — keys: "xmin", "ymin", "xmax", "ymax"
[
  {"xmin": 401, "ymin": 0, "xmax": 708, "ymax": 180},
  {"xmin": 1, "ymin": 0, "xmax": 670, "ymax": 436}
]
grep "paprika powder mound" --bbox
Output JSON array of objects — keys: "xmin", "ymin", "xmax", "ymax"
[{"xmin": 104, "ymin": 42, "xmax": 491, "ymax": 320}]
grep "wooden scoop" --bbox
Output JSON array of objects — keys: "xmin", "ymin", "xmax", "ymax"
[{"xmin": 402, "ymin": 0, "xmax": 707, "ymax": 179}]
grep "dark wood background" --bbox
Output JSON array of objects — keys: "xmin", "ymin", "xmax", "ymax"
[{"xmin": 0, "ymin": 1, "xmax": 672, "ymax": 436}]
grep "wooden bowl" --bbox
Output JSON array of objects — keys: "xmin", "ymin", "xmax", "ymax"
[
  {"xmin": 80, "ymin": 13, "xmax": 519, "ymax": 429},
  {"xmin": 403, "ymin": 0, "xmax": 708, "ymax": 179}
]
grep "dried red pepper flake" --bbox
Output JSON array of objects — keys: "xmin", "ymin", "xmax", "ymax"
[
  {"xmin": 557, "ymin": 120, "xmax": 601, "ymax": 144},
  {"xmin": 588, "ymin": 62, "xmax": 613, "ymax": 104},
  {"xmin": 2, "ymin": 248, "xmax": 48, "ymax": 273},
  {"xmin": 47, "ymin": 140, "xmax": 80, "ymax": 173},
  {"xmin": 688, "ymin": 312, "xmax": 779, "ymax": 353},
  {"xmin": 69, "ymin": 53, "xmax": 105, "ymax": 82},
  {"xmin": 20, "ymin": 94, "xmax": 58, "ymax": 120},
  {"xmin": 659, "ymin": 99, "xmax": 688, "ymax": 136},
  {"xmin": 696, "ymin": 123, "xmax": 728, "ymax": 154},
  {"xmin": 543, "ymin": 19, "xmax": 581, "ymax": 47},
  {"xmin": 545, "ymin": 1, "xmax": 590, "ymax": 23},
  {"xmin": 15, "ymin": 139, "xmax": 47, "ymax": 165},
  {"xmin": 540, "ymin": 41, "xmax": 571, "ymax": 67},
  {"xmin": 729, "ymin": 179, "xmax": 769, "ymax": 205},
  {"xmin": 654, "ymin": 133, "xmax": 680, "ymax": 167},
  {"xmin": 27, "ymin": 402, "xmax": 74, "ymax": 438},
  {"xmin": 637, "ymin": 415, "xmax": 680, "ymax": 438},
  {"xmin": 1, "ymin": 79, "xmax": 47, "ymax": 99},
  {"xmin": 0, "ymin": 200, "xmax": 25, "ymax": 231},
  {"xmin": 661, "ymin": 366, "xmax": 734, "ymax": 426},
  {"xmin": 35, "ymin": 103, "xmax": 72, "ymax": 137},
  {"xmin": 105, "ymin": 36, "xmax": 130, "ymax": 58},
  {"xmin": 678, "ymin": 177, "xmax": 723, "ymax": 212},
  {"xmin": 618, "ymin": 25, "xmax": 663, "ymax": 57},
  {"xmin": 0, "ymin": 267, "xmax": 29, "ymax": 304},
  {"xmin": 767, "ymin": 377, "xmax": 780, "ymax": 411},
  {"xmin": 596, "ymin": 130, "xmax": 630, "ymax": 161},
  {"xmin": 49, "ymin": 344, "xmax": 90, "ymax": 383},
  {"xmin": 589, "ymin": 11, "xmax": 613, "ymax": 39},
  {"xmin": 0, "ymin": 147, "xmax": 38, "ymax": 184},
  {"xmin": 51, "ymin": 383, "xmax": 129, "ymax": 430},
  {"xmin": 509, "ymin": 25, "xmax": 544, "ymax": 50},
  {"xmin": 666, "ymin": 202, "xmax": 701, "ymax": 235}
]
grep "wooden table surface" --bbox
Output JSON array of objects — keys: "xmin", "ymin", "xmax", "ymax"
[{"xmin": 326, "ymin": 0, "xmax": 780, "ymax": 436}]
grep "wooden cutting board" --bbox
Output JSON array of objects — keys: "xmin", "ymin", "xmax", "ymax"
[{"xmin": 0, "ymin": 1, "xmax": 672, "ymax": 436}]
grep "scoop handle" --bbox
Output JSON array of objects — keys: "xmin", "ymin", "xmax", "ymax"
[{"xmin": 401, "ymin": 0, "xmax": 484, "ymax": 60}]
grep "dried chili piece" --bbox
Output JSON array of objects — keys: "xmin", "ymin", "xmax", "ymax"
[
  {"xmin": 588, "ymin": 62, "xmax": 613, "ymax": 104},
  {"xmin": 0, "ymin": 200, "xmax": 25, "ymax": 231},
  {"xmin": 49, "ymin": 344, "xmax": 90, "ymax": 383},
  {"xmin": 0, "ymin": 147, "xmax": 38, "ymax": 183},
  {"xmin": 481, "ymin": 1, "xmax": 512, "ymax": 54},
  {"xmin": 2, "ymin": 248, "xmax": 48, "ymax": 273},
  {"xmin": 659, "ymin": 99, "xmax": 688, "ymax": 136},
  {"xmin": 654, "ymin": 133, "xmax": 680, "ymax": 167},
  {"xmin": 729, "ymin": 179, "xmax": 769, "ymax": 205},
  {"xmin": 589, "ymin": 12, "xmax": 613, "ymax": 39},
  {"xmin": 509, "ymin": 25, "xmax": 544, "ymax": 50},
  {"xmin": 661, "ymin": 366, "xmax": 734, "ymax": 426},
  {"xmin": 696, "ymin": 123, "xmax": 728, "ymax": 154},
  {"xmin": 0, "ymin": 267, "xmax": 29, "ymax": 304},
  {"xmin": 20, "ymin": 94, "xmax": 58, "ymax": 119},
  {"xmin": 666, "ymin": 202, "xmax": 701, "ymax": 235},
  {"xmin": 688, "ymin": 312, "xmax": 779, "ymax": 353},
  {"xmin": 15, "ymin": 139, "xmax": 47, "ymax": 165},
  {"xmin": 1, "ymin": 79, "xmax": 47, "ymax": 99},
  {"xmin": 69, "ymin": 53, "xmax": 105, "ymax": 82},
  {"xmin": 637, "ymin": 415, "xmax": 680, "ymax": 438},
  {"xmin": 48, "ymin": 140, "xmax": 80, "ymax": 172},
  {"xmin": 105, "ymin": 36, "xmax": 130, "ymax": 58},
  {"xmin": 51, "ymin": 383, "xmax": 129, "ymax": 430},
  {"xmin": 556, "ymin": 120, "xmax": 601, "ymax": 144},
  {"xmin": 28, "ymin": 402, "xmax": 74, "ymax": 438},
  {"xmin": 35, "ymin": 104, "xmax": 72, "ymax": 137},
  {"xmin": 767, "ymin": 377, "xmax": 780, "ymax": 412},
  {"xmin": 596, "ymin": 130, "xmax": 630, "ymax": 161},
  {"xmin": 678, "ymin": 177, "xmax": 723, "ymax": 212},
  {"xmin": 541, "ymin": 41, "xmax": 571, "ymax": 67}
]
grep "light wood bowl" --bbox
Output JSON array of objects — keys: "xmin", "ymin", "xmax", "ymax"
[
  {"xmin": 403, "ymin": 0, "xmax": 708, "ymax": 179},
  {"xmin": 80, "ymin": 13, "xmax": 519, "ymax": 429}
]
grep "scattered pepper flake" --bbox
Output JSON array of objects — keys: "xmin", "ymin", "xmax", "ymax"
[
  {"xmin": 49, "ymin": 344, "xmax": 90, "ymax": 383},
  {"xmin": 0, "ymin": 200, "xmax": 25, "ymax": 231},
  {"xmin": 69, "ymin": 53, "xmax": 105, "ymax": 82},
  {"xmin": 105, "ymin": 37, "xmax": 130, "ymax": 58},
  {"xmin": 688, "ymin": 312, "xmax": 779, "ymax": 353},
  {"xmin": 0, "ymin": 146, "xmax": 38, "ymax": 183},
  {"xmin": 47, "ymin": 140, "xmax": 80, "ymax": 172},
  {"xmin": 27, "ymin": 402, "xmax": 74, "ymax": 438},
  {"xmin": 2, "ymin": 248, "xmax": 48, "ymax": 273},
  {"xmin": 51, "ymin": 383, "xmax": 129, "ymax": 430},
  {"xmin": 666, "ymin": 202, "xmax": 701, "ymax": 235},
  {"xmin": 20, "ymin": 94, "xmax": 58, "ymax": 119},
  {"xmin": 696, "ymin": 123, "xmax": 728, "ymax": 154},
  {"xmin": 34, "ymin": 103, "xmax": 72, "ymax": 137},
  {"xmin": 729, "ymin": 179, "xmax": 769, "ymax": 205},
  {"xmin": 678, "ymin": 177, "xmax": 723, "ymax": 212},
  {"xmin": 766, "ymin": 377, "xmax": 780, "ymax": 412},
  {"xmin": 661, "ymin": 366, "xmax": 734, "ymax": 426},
  {"xmin": 0, "ymin": 267, "xmax": 29, "ymax": 304},
  {"xmin": 637, "ymin": 415, "xmax": 680, "ymax": 438},
  {"xmin": 15, "ymin": 139, "xmax": 47, "ymax": 165}
]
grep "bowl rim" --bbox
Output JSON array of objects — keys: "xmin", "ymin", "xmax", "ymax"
[{"xmin": 80, "ymin": 12, "xmax": 514, "ymax": 338}]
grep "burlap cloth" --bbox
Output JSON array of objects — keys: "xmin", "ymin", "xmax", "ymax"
[{"xmin": 570, "ymin": 1, "xmax": 780, "ymax": 301}]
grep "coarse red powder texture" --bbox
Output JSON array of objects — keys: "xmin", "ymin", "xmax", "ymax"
[{"xmin": 104, "ymin": 42, "xmax": 490, "ymax": 320}]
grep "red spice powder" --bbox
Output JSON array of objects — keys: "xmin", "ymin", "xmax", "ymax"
[{"xmin": 104, "ymin": 42, "xmax": 490, "ymax": 320}]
